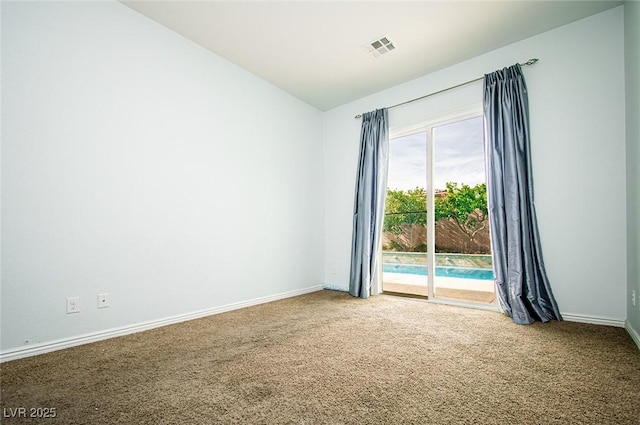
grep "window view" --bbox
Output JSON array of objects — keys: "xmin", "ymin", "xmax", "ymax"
[{"xmin": 382, "ymin": 114, "xmax": 495, "ymax": 304}]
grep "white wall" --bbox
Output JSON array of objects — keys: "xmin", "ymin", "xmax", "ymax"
[
  {"xmin": 625, "ymin": 0, "xmax": 640, "ymax": 342},
  {"xmin": 1, "ymin": 1, "xmax": 324, "ymax": 355},
  {"xmin": 323, "ymin": 7, "xmax": 627, "ymax": 322}
]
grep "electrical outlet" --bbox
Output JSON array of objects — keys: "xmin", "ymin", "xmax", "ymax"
[
  {"xmin": 632, "ymin": 290, "xmax": 637, "ymax": 307},
  {"xmin": 97, "ymin": 293, "xmax": 110, "ymax": 309},
  {"xmin": 66, "ymin": 297, "xmax": 80, "ymax": 314}
]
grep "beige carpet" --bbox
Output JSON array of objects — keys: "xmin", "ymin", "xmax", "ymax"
[{"xmin": 1, "ymin": 290, "xmax": 639, "ymax": 424}]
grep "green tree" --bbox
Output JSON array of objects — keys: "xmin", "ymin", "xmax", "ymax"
[
  {"xmin": 383, "ymin": 187, "xmax": 427, "ymax": 234},
  {"xmin": 434, "ymin": 182, "xmax": 488, "ymax": 242}
]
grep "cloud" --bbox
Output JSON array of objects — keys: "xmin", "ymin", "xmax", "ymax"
[{"xmin": 387, "ymin": 116, "xmax": 485, "ymax": 191}]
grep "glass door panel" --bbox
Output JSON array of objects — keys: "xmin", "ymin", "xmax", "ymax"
[
  {"xmin": 381, "ymin": 131, "xmax": 428, "ymax": 296},
  {"xmin": 431, "ymin": 116, "xmax": 495, "ymax": 304}
]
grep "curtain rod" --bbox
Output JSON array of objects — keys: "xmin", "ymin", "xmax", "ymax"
[{"xmin": 354, "ymin": 58, "xmax": 539, "ymax": 119}]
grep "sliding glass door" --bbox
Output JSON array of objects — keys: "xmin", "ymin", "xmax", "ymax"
[{"xmin": 381, "ymin": 108, "xmax": 495, "ymax": 304}]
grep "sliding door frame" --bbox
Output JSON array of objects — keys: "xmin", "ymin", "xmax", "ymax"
[{"xmin": 388, "ymin": 104, "xmax": 496, "ymax": 309}]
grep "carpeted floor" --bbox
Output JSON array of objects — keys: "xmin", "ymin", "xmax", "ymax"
[{"xmin": 1, "ymin": 290, "xmax": 639, "ymax": 424}]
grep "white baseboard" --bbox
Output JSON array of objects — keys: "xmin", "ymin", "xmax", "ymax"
[
  {"xmin": 625, "ymin": 320, "xmax": 640, "ymax": 350},
  {"xmin": 561, "ymin": 312, "xmax": 626, "ymax": 328},
  {"xmin": 0, "ymin": 285, "xmax": 324, "ymax": 363}
]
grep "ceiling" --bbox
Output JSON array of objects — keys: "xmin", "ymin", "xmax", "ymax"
[{"xmin": 121, "ymin": 1, "xmax": 623, "ymax": 111}]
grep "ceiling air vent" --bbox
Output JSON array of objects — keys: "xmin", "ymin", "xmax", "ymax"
[{"xmin": 364, "ymin": 36, "xmax": 396, "ymax": 58}]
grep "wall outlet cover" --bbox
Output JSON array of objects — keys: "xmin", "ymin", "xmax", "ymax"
[
  {"xmin": 98, "ymin": 293, "xmax": 110, "ymax": 309},
  {"xmin": 66, "ymin": 297, "xmax": 80, "ymax": 314}
]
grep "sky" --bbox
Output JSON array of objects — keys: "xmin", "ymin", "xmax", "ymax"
[{"xmin": 387, "ymin": 116, "xmax": 486, "ymax": 191}]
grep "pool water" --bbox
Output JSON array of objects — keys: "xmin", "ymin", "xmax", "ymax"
[{"xmin": 383, "ymin": 263, "xmax": 494, "ymax": 280}]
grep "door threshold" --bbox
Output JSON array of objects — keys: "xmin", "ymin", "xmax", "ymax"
[{"xmin": 382, "ymin": 291, "xmax": 429, "ymax": 300}]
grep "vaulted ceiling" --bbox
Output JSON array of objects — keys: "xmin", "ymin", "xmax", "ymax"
[{"xmin": 121, "ymin": 1, "xmax": 622, "ymax": 111}]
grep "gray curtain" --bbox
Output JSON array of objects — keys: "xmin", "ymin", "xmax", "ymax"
[
  {"xmin": 349, "ymin": 109, "xmax": 389, "ymax": 298},
  {"xmin": 483, "ymin": 64, "xmax": 562, "ymax": 324}
]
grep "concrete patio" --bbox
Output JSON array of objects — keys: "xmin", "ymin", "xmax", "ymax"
[{"xmin": 382, "ymin": 272, "xmax": 495, "ymax": 304}]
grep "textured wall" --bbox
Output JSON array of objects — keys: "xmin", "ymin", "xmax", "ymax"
[
  {"xmin": 1, "ymin": 1, "xmax": 324, "ymax": 354},
  {"xmin": 625, "ymin": 0, "xmax": 640, "ymax": 343}
]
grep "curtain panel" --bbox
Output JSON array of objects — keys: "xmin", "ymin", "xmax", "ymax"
[
  {"xmin": 483, "ymin": 64, "xmax": 562, "ymax": 324},
  {"xmin": 349, "ymin": 109, "xmax": 389, "ymax": 298}
]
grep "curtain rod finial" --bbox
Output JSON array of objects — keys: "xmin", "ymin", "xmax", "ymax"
[{"xmin": 524, "ymin": 58, "xmax": 539, "ymax": 66}]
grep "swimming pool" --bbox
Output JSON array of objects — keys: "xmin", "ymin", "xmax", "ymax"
[{"xmin": 383, "ymin": 263, "xmax": 494, "ymax": 280}]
